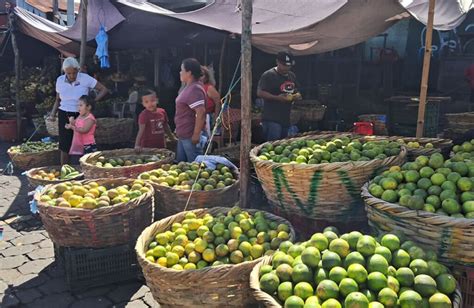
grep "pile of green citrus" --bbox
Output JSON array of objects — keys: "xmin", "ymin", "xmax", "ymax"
[
  {"xmin": 452, "ymin": 139, "xmax": 474, "ymax": 161},
  {"xmin": 368, "ymin": 153, "xmax": 473, "ymax": 218},
  {"xmin": 258, "ymin": 227, "xmax": 457, "ymax": 308},
  {"xmin": 145, "ymin": 206, "xmax": 291, "ymax": 270},
  {"xmin": 257, "ymin": 137, "xmax": 401, "ymax": 164},
  {"xmin": 139, "ymin": 162, "xmax": 237, "ymax": 191}
]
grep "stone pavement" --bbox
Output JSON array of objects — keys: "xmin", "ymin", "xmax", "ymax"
[{"xmin": 0, "ymin": 142, "xmax": 161, "ymax": 308}]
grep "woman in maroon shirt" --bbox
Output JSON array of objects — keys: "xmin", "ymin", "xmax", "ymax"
[{"xmin": 174, "ymin": 58, "xmax": 207, "ymax": 162}]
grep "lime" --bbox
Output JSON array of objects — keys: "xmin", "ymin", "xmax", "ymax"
[
  {"xmin": 377, "ymin": 287, "xmax": 398, "ymax": 306},
  {"xmin": 305, "ymin": 296, "xmax": 320, "ymax": 307},
  {"xmin": 339, "ymin": 277, "xmax": 359, "ymax": 297},
  {"xmin": 417, "ymin": 178, "xmax": 432, "ymax": 190},
  {"xmin": 392, "ymin": 249, "xmax": 411, "ymax": 268},
  {"xmin": 374, "ymin": 246, "xmax": 392, "ymax": 263},
  {"xmin": 328, "ymin": 266, "xmax": 347, "ymax": 284},
  {"xmin": 316, "ymin": 279, "xmax": 339, "ymax": 301},
  {"xmin": 405, "ymin": 170, "xmax": 420, "ymax": 183},
  {"xmin": 301, "ymin": 246, "xmax": 321, "ymax": 268},
  {"xmin": 276, "ymin": 263, "xmax": 294, "ymax": 282},
  {"xmin": 344, "ymin": 251, "xmax": 366, "ymax": 268},
  {"xmin": 430, "ymin": 173, "xmax": 446, "ymax": 186},
  {"xmin": 368, "ymin": 302, "xmax": 384, "ymax": 308},
  {"xmin": 396, "ymin": 267, "xmax": 415, "ymax": 287},
  {"xmin": 407, "ymin": 195, "xmax": 424, "ymax": 210},
  {"xmin": 288, "ymin": 244, "xmax": 305, "ymax": 258},
  {"xmin": 314, "ymin": 267, "xmax": 328, "ymax": 285},
  {"xmin": 367, "ymin": 272, "xmax": 388, "ymax": 292},
  {"xmin": 442, "ymin": 198, "xmax": 461, "ymax": 214},
  {"xmin": 260, "ymin": 272, "xmax": 280, "ymax": 294},
  {"xmin": 428, "ymin": 185, "xmax": 442, "ymax": 196},
  {"xmin": 277, "ymin": 281, "xmax": 294, "ymax": 302},
  {"xmin": 369, "ymin": 185, "xmax": 384, "ymax": 198},
  {"xmin": 361, "ymin": 289, "xmax": 376, "ymax": 302},
  {"xmin": 381, "ymin": 234, "xmax": 400, "ymax": 252},
  {"xmin": 409, "ymin": 259, "xmax": 429, "ymax": 275},
  {"xmin": 367, "ymin": 254, "xmax": 389, "ymax": 275},
  {"xmin": 426, "ymin": 195, "xmax": 441, "ymax": 209},
  {"xmin": 435, "ymin": 273, "xmax": 456, "ymax": 295},
  {"xmin": 387, "ymin": 275, "xmax": 400, "ymax": 293},
  {"xmin": 381, "ymin": 178, "xmax": 398, "ymax": 190},
  {"xmin": 381, "ymin": 190, "xmax": 398, "ymax": 203},
  {"xmin": 284, "ymin": 295, "xmax": 305, "ymax": 308},
  {"xmin": 463, "ymin": 200, "xmax": 474, "ymax": 213},
  {"xmin": 357, "ymin": 235, "xmax": 377, "ymax": 257},
  {"xmin": 457, "ymin": 177, "xmax": 473, "ymax": 192},
  {"xmin": 322, "ymin": 251, "xmax": 342, "ymax": 270},
  {"xmin": 419, "ymin": 166, "xmax": 435, "ymax": 178},
  {"xmin": 428, "ymin": 293, "xmax": 452, "ymax": 308},
  {"xmin": 399, "ymin": 290, "xmax": 422, "ymax": 308},
  {"xmin": 321, "ymin": 298, "xmax": 342, "ymax": 308},
  {"xmin": 347, "ymin": 263, "xmax": 368, "ymax": 284},
  {"xmin": 308, "ymin": 233, "xmax": 329, "ymax": 251},
  {"xmin": 345, "ymin": 292, "xmax": 369, "ymax": 308},
  {"xmin": 414, "ymin": 274, "xmax": 437, "ymax": 297},
  {"xmin": 329, "ymin": 238, "xmax": 350, "ymax": 258},
  {"xmin": 292, "ymin": 263, "xmax": 313, "ymax": 283},
  {"xmin": 408, "ymin": 246, "xmax": 426, "ymax": 260},
  {"xmin": 259, "ymin": 264, "xmax": 273, "ymax": 277}
]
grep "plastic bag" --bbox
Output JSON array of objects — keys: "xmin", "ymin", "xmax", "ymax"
[{"xmin": 69, "ymin": 133, "xmax": 84, "ymax": 155}]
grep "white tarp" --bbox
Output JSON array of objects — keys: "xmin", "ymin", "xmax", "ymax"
[{"xmin": 118, "ymin": 0, "xmax": 473, "ymax": 55}]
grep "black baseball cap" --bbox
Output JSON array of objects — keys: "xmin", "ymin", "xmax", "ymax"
[{"xmin": 276, "ymin": 51, "xmax": 295, "ymax": 66}]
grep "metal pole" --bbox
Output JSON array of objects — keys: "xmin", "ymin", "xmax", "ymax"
[
  {"xmin": 416, "ymin": 0, "xmax": 436, "ymax": 137},
  {"xmin": 79, "ymin": 0, "xmax": 87, "ymax": 68},
  {"xmin": 67, "ymin": 0, "xmax": 75, "ymax": 26},
  {"xmin": 9, "ymin": 12, "xmax": 21, "ymax": 140},
  {"xmin": 239, "ymin": 0, "xmax": 252, "ymax": 208}
]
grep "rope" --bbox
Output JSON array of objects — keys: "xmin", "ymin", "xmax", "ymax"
[{"xmin": 183, "ymin": 56, "xmax": 242, "ymax": 211}]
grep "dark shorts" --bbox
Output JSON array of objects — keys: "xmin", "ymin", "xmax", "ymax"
[
  {"xmin": 84, "ymin": 143, "xmax": 97, "ymax": 154},
  {"xmin": 58, "ymin": 109, "xmax": 79, "ymax": 153}
]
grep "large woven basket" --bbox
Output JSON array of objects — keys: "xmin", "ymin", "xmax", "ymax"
[
  {"xmin": 36, "ymin": 178, "xmax": 154, "ymax": 248},
  {"xmin": 362, "ymin": 183, "xmax": 474, "ymax": 266},
  {"xmin": 249, "ymin": 255, "xmax": 463, "ymax": 308},
  {"xmin": 7, "ymin": 147, "xmax": 61, "ymax": 171},
  {"xmin": 250, "ymin": 134, "xmax": 407, "ymax": 222},
  {"xmin": 80, "ymin": 148, "xmax": 175, "ymax": 179},
  {"xmin": 136, "ymin": 207, "xmax": 296, "ymax": 308},
  {"xmin": 95, "ymin": 118, "xmax": 134, "ymax": 144},
  {"xmin": 26, "ymin": 165, "xmax": 83, "ymax": 187},
  {"xmin": 149, "ymin": 169, "xmax": 240, "ymax": 218}
]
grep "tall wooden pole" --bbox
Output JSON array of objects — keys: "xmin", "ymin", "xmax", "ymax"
[
  {"xmin": 239, "ymin": 0, "xmax": 252, "ymax": 208},
  {"xmin": 79, "ymin": 0, "xmax": 88, "ymax": 69},
  {"xmin": 416, "ymin": 0, "xmax": 436, "ymax": 137},
  {"xmin": 9, "ymin": 12, "xmax": 21, "ymax": 140}
]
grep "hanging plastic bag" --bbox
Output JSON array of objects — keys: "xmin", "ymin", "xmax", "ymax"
[{"xmin": 69, "ymin": 134, "xmax": 84, "ymax": 155}]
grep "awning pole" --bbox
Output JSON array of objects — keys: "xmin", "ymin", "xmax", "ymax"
[
  {"xmin": 239, "ymin": 0, "xmax": 252, "ymax": 208},
  {"xmin": 416, "ymin": 0, "xmax": 436, "ymax": 138},
  {"xmin": 79, "ymin": 0, "xmax": 88, "ymax": 69},
  {"xmin": 9, "ymin": 12, "xmax": 21, "ymax": 140}
]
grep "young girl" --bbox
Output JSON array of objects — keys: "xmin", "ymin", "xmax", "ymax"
[
  {"xmin": 66, "ymin": 95, "xmax": 97, "ymax": 162},
  {"xmin": 135, "ymin": 89, "xmax": 175, "ymax": 151}
]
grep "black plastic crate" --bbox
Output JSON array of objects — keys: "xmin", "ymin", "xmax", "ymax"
[{"xmin": 55, "ymin": 244, "xmax": 140, "ymax": 291}]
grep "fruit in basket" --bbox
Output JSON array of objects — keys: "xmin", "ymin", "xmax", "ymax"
[
  {"xmin": 259, "ymin": 229, "xmax": 457, "ymax": 307},
  {"xmin": 452, "ymin": 139, "xmax": 474, "ymax": 161},
  {"xmin": 32, "ymin": 164, "xmax": 80, "ymax": 181},
  {"xmin": 257, "ymin": 137, "xmax": 402, "ymax": 164},
  {"xmin": 9, "ymin": 141, "xmax": 58, "ymax": 154},
  {"xmin": 139, "ymin": 162, "xmax": 238, "ymax": 191},
  {"xmin": 144, "ymin": 206, "xmax": 290, "ymax": 269},
  {"xmin": 369, "ymin": 153, "xmax": 474, "ymax": 218},
  {"xmin": 396, "ymin": 139, "xmax": 435, "ymax": 150},
  {"xmin": 94, "ymin": 154, "xmax": 163, "ymax": 168},
  {"xmin": 38, "ymin": 179, "xmax": 148, "ymax": 209}
]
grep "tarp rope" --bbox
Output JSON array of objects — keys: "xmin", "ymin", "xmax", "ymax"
[{"xmin": 183, "ymin": 56, "xmax": 242, "ymax": 211}]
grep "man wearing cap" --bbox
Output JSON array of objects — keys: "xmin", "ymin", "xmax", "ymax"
[{"xmin": 257, "ymin": 51, "xmax": 302, "ymax": 141}]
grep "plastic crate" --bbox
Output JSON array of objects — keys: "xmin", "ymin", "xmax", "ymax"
[
  {"xmin": 55, "ymin": 244, "xmax": 140, "ymax": 291},
  {"xmin": 452, "ymin": 265, "xmax": 474, "ymax": 308}
]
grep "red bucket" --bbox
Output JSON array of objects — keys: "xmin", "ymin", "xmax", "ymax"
[
  {"xmin": 0, "ymin": 119, "xmax": 18, "ymax": 142},
  {"xmin": 353, "ymin": 121, "xmax": 374, "ymax": 135}
]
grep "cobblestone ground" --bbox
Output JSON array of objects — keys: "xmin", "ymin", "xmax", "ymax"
[{"xmin": 0, "ymin": 142, "xmax": 160, "ymax": 308}]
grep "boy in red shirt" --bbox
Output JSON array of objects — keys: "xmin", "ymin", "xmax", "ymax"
[{"xmin": 135, "ymin": 89, "xmax": 175, "ymax": 151}]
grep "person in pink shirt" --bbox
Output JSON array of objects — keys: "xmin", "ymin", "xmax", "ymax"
[{"xmin": 66, "ymin": 95, "xmax": 97, "ymax": 163}]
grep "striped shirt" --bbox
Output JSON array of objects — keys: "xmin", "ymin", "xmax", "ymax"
[{"xmin": 175, "ymin": 81, "xmax": 206, "ymax": 139}]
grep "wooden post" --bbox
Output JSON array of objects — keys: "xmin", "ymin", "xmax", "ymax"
[
  {"xmin": 67, "ymin": 0, "xmax": 75, "ymax": 26},
  {"xmin": 218, "ymin": 36, "xmax": 227, "ymax": 94},
  {"xmin": 239, "ymin": 0, "xmax": 252, "ymax": 208},
  {"xmin": 79, "ymin": 0, "xmax": 88, "ymax": 69},
  {"xmin": 416, "ymin": 0, "xmax": 436, "ymax": 137},
  {"xmin": 53, "ymin": 0, "xmax": 59, "ymax": 23},
  {"xmin": 154, "ymin": 49, "xmax": 160, "ymax": 88},
  {"xmin": 9, "ymin": 12, "xmax": 21, "ymax": 140}
]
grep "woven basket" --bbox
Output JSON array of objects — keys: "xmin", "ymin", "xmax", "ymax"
[
  {"xmin": 136, "ymin": 207, "xmax": 296, "ymax": 308},
  {"xmin": 250, "ymin": 255, "xmax": 463, "ymax": 308},
  {"xmin": 45, "ymin": 116, "xmax": 59, "ymax": 136},
  {"xmin": 250, "ymin": 134, "xmax": 407, "ymax": 221},
  {"xmin": 363, "ymin": 136, "xmax": 453, "ymax": 159},
  {"xmin": 7, "ymin": 147, "xmax": 61, "ymax": 171},
  {"xmin": 80, "ymin": 148, "xmax": 175, "ymax": 179},
  {"xmin": 36, "ymin": 178, "xmax": 154, "ymax": 248},
  {"xmin": 294, "ymin": 102, "xmax": 326, "ymax": 122},
  {"xmin": 362, "ymin": 183, "xmax": 474, "ymax": 266},
  {"xmin": 149, "ymin": 169, "xmax": 240, "ymax": 218},
  {"xmin": 26, "ymin": 165, "xmax": 83, "ymax": 187},
  {"xmin": 95, "ymin": 118, "xmax": 134, "ymax": 144}
]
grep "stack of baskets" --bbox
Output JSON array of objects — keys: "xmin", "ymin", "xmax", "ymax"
[
  {"xmin": 80, "ymin": 148, "xmax": 175, "ymax": 179},
  {"xmin": 250, "ymin": 133, "xmax": 406, "ymax": 234},
  {"xmin": 135, "ymin": 207, "xmax": 295, "ymax": 307}
]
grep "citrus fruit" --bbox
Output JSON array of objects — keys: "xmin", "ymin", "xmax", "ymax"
[
  {"xmin": 457, "ymin": 177, "xmax": 472, "ymax": 192},
  {"xmin": 294, "ymin": 282, "xmax": 314, "ymax": 300},
  {"xmin": 357, "ymin": 236, "xmax": 377, "ymax": 257},
  {"xmin": 392, "ymin": 249, "xmax": 411, "ymax": 268},
  {"xmin": 321, "ymin": 298, "xmax": 342, "ymax": 308},
  {"xmin": 305, "ymin": 296, "xmax": 320, "ymax": 307},
  {"xmin": 344, "ymin": 292, "xmax": 369, "ymax": 308},
  {"xmin": 344, "ymin": 251, "xmax": 366, "ymax": 268},
  {"xmin": 301, "ymin": 246, "xmax": 321, "ymax": 268},
  {"xmin": 277, "ymin": 281, "xmax": 294, "ymax": 302},
  {"xmin": 427, "ymin": 260, "xmax": 445, "ymax": 277},
  {"xmin": 399, "ymin": 290, "xmax": 422, "ymax": 308},
  {"xmin": 259, "ymin": 264, "xmax": 273, "ymax": 277},
  {"xmin": 377, "ymin": 287, "xmax": 398, "ymax": 306},
  {"xmin": 414, "ymin": 274, "xmax": 437, "ymax": 297},
  {"xmin": 408, "ymin": 246, "xmax": 426, "ymax": 260},
  {"xmin": 288, "ymin": 244, "xmax": 305, "ymax": 258},
  {"xmin": 419, "ymin": 166, "xmax": 435, "ymax": 178},
  {"xmin": 380, "ymin": 234, "xmax": 400, "ymax": 252},
  {"xmin": 328, "ymin": 266, "xmax": 347, "ymax": 284},
  {"xmin": 428, "ymin": 293, "xmax": 452, "ymax": 308},
  {"xmin": 339, "ymin": 277, "xmax": 359, "ymax": 297},
  {"xmin": 308, "ymin": 233, "xmax": 329, "ymax": 251},
  {"xmin": 435, "ymin": 273, "xmax": 456, "ymax": 295},
  {"xmin": 260, "ymin": 272, "xmax": 280, "ymax": 294},
  {"xmin": 276, "ymin": 263, "xmax": 294, "ymax": 282},
  {"xmin": 367, "ymin": 254, "xmax": 389, "ymax": 275},
  {"xmin": 430, "ymin": 173, "xmax": 446, "ymax": 186},
  {"xmin": 407, "ymin": 195, "xmax": 424, "ymax": 210},
  {"xmin": 396, "ymin": 267, "xmax": 415, "ymax": 287},
  {"xmin": 463, "ymin": 200, "xmax": 474, "ymax": 213},
  {"xmin": 374, "ymin": 246, "xmax": 392, "ymax": 263},
  {"xmin": 387, "ymin": 275, "xmax": 400, "ymax": 293},
  {"xmin": 347, "ymin": 263, "xmax": 368, "ymax": 284},
  {"xmin": 441, "ymin": 198, "xmax": 461, "ymax": 214},
  {"xmin": 316, "ymin": 280, "xmax": 339, "ymax": 301},
  {"xmin": 361, "ymin": 289, "xmax": 376, "ymax": 302},
  {"xmin": 292, "ymin": 263, "xmax": 313, "ymax": 283},
  {"xmin": 322, "ymin": 251, "xmax": 342, "ymax": 270},
  {"xmin": 367, "ymin": 272, "xmax": 388, "ymax": 292},
  {"xmin": 381, "ymin": 178, "xmax": 398, "ymax": 190},
  {"xmin": 368, "ymin": 302, "xmax": 384, "ymax": 308},
  {"xmin": 284, "ymin": 295, "xmax": 305, "ymax": 308},
  {"xmin": 314, "ymin": 267, "xmax": 328, "ymax": 285},
  {"xmin": 409, "ymin": 259, "xmax": 429, "ymax": 275},
  {"xmin": 329, "ymin": 238, "xmax": 350, "ymax": 258},
  {"xmin": 381, "ymin": 190, "xmax": 398, "ymax": 203}
]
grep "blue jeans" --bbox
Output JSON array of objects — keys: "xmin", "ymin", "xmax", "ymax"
[
  {"xmin": 176, "ymin": 138, "xmax": 203, "ymax": 162},
  {"xmin": 262, "ymin": 121, "xmax": 288, "ymax": 141}
]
